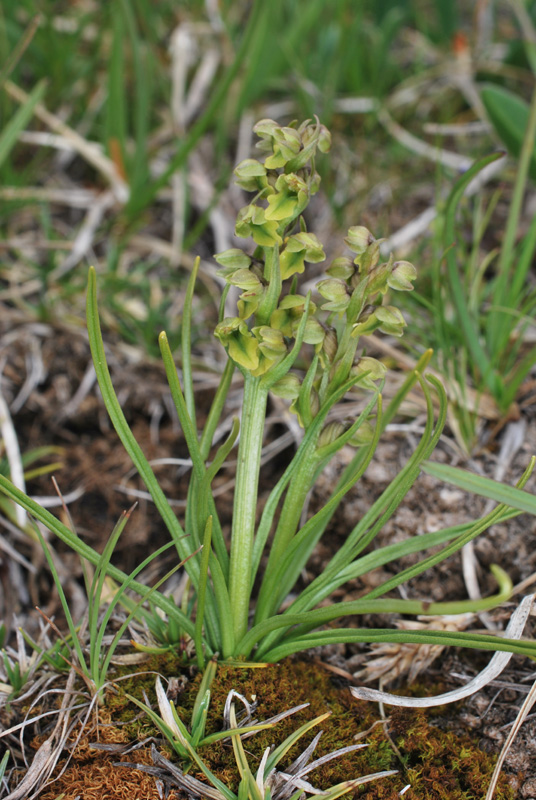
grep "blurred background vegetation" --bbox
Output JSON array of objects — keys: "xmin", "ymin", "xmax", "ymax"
[{"xmin": 1, "ymin": 0, "xmax": 536, "ymax": 452}]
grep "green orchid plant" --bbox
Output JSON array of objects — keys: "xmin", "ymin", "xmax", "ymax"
[{"xmin": 1, "ymin": 117, "xmax": 535, "ymax": 691}]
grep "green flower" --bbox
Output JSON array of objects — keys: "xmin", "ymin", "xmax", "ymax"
[
  {"xmin": 270, "ymin": 294, "xmax": 312, "ymax": 337},
  {"xmin": 222, "ymin": 268, "xmax": 264, "ymax": 320},
  {"xmin": 253, "ymin": 119, "xmax": 301, "ymax": 168},
  {"xmin": 387, "ymin": 260, "xmax": 417, "ymax": 292},
  {"xmin": 251, "ymin": 325, "xmax": 288, "ymax": 375},
  {"xmin": 317, "ymin": 278, "xmax": 351, "ymax": 314},
  {"xmin": 280, "ymin": 232, "xmax": 325, "ymax": 280},
  {"xmin": 233, "ymin": 159, "xmax": 268, "ymax": 192},
  {"xmin": 235, "ymin": 204, "xmax": 282, "ymax": 247},
  {"xmin": 265, "ymin": 173, "xmax": 308, "ymax": 222},
  {"xmin": 214, "ymin": 317, "xmax": 259, "ymax": 370},
  {"xmin": 375, "ymin": 305, "xmax": 407, "ymax": 336},
  {"xmin": 326, "ymin": 256, "xmax": 355, "ymax": 281},
  {"xmin": 344, "ymin": 226, "xmax": 375, "ymax": 255}
]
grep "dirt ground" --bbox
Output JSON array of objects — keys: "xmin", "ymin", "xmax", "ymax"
[{"xmin": 1, "ymin": 311, "xmax": 536, "ymax": 798}]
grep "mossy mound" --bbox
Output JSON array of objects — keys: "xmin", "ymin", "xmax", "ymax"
[{"xmin": 37, "ymin": 655, "xmax": 517, "ymax": 799}]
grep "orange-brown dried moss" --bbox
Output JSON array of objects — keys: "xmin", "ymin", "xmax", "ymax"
[{"xmin": 38, "ymin": 744, "xmax": 180, "ymax": 800}]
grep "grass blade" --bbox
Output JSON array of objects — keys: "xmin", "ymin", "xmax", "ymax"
[
  {"xmin": 422, "ymin": 458, "xmax": 536, "ymax": 514},
  {"xmin": 0, "ymin": 79, "xmax": 46, "ymax": 170}
]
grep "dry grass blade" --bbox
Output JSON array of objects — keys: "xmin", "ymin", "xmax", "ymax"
[
  {"xmin": 4, "ymin": 80, "xmax": 129, "ymax": 202},
  {"xmin": 0, "ymin": 391, "xmax": 26, "ymax": 528},
  {"xmin": 2, "ymin": 668, "xmax": 79, "ymax": 800},
  {"xmin": 50, "ymin": 190, "xmax": 116, "ymax": 278},
  {"xmin": 149, "ymin": 745, "xmax": 226, "ymax": 800},
  {"xmin": 352, "ymin": 615, "xmax": 475, "ymax": 687},
  {"xmin": 485, "ymin": 677, "xmax": 536, "ymax": 800},
  {"xmin": 351, "ymin": 594, "xmax": 535, "ymax": 707},
  {"xmin": 377, "ymin": 107, "xmax": 472, "ymax": 171}
]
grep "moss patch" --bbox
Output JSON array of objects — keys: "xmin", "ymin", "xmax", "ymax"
[{"xmin": 34, "ymin": 656, "xmax": 518, "ymax": 799}]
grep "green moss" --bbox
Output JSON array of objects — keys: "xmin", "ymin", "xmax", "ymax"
[
  {"xmin": 99, "ymin": 656, "xmax": 516, "ymax": 799},
  {"xmin": 102, "ymin": 650, "xmax": 189, "ymax": 739}
]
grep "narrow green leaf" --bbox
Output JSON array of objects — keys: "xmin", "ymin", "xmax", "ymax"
[
  {"xmin": 0, "ymin": 79, "xmax": 46, "ymax": 170},
  {"xmin": 0, "ymin": 475, "xmax": 198, "ymax": 640},
  {"xmin": 422, "ymin": 459, "xmax": 536, "ymax": 514},
  {"xmin": 181, "ymin": 256, "xmax": 200, "ymax": 420},
  {"xmin": 195, "ymin": 517, "xmax": 213, "ymax": 670},
  {"xmin": 265, "ymin": 712, "xmax": 330, "ymax": 773},
  {"xmin": 443, "ymin": 152, "xmax": 503, "ymax": 395},
  {"xmin": 481, "ymin": 85, "xmax": 536, "ymax": 182},
  {"xmin": 86, "ymin": 269, "xmax": 192, "ymax": 570}
]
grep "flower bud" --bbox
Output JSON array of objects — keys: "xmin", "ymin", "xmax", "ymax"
[
  {"xmin": 270, "ymin": 373, "xmax": 301, "ymax": 400},
  {"xmin": 309, "ymin": 388, "xmax": 320, "ymax": 418},
  {"xmin": 292, "ymin": 315, "xmax": 325, "ymax": 345},
  {"xmin": 318, "ymin": 420, "xmax": 345, "ymax": 449},
  {"xmin": 233, "ymin": 159, "xmax": 267, "ymax": 192},
  {"xmin": 351, "ymin": 357, "xmax": 387, "ymax": 390},
  {"xmin": 214, "ymin": 248, "xmax": 251, "ymax": 275},
  {"xmin": 375, "ymin": 305, "xmax": 406, "ymax": 337},
  {"xmin": 316, "ymin": 278, "xmax": 350, "ymax": 313},
  {"xmin": 348, "ymin": 419, "xmax": 375, "ymax": 447},
  {"xmin": 321, "ymin": 326, "xmax": 338, "ymax": 364},
  {"xmin": 387, "ymin": 260, "xmax": 417, "ymax": 292},
  {"xmin": 317, "ymin": 124, "xmax": 332, "ymax": 153},
  {"xmin": 326, "ymin": 257, "xmax": 355, "ymax": 281},
  {"xmin": 226, "ymin": 268, "xmax": 262, "ymax": 291},
  {"xmin": 345, "ymin": 226, "xmax": 375, "ymax": 255}
]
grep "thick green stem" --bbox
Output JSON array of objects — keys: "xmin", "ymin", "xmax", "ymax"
[
  {"xmin": 255, "ymin": 455, "xmax": 317, "ymax": 623},
  {"xmin": 228, "ymin": 374, "xmax": 268, "ymax": 643}
]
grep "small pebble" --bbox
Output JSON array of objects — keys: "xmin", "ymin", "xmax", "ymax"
[{"xmin": 522, "ymin": 777, "xmax": 536, "ymax": 798}]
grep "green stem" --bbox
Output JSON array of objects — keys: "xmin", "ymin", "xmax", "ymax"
[
  {"xmin": 228, "ymin": 374, "xmax": 268, "ymax": 643},
  {"xmin": 255, "ymin": 245, "xmax": 281, "ymax": 326},
  {"xmin": 255, "ymin": 455, "xmax": 317, "ymax": 621}
]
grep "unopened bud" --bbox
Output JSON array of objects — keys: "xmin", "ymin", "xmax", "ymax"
[
  {"xmin": 351, "ymin": 357, "xmax": 387, "ymax": 390},
  {"xmin": 270, "ymin": 373, "xmax": 301, "ymax": 400},
  {"xmin": 348, "ymin": 419, "xmax": 375, "ymax": 447},
  {"xmin": 322, "ymin": 326, "xmax": 338, "ymax": 363},
  {"xmin": 388, "ymin": 260, "xmax": 417, "ymax": 292},
  {"xmin": 318, "ymin": 421, "xmax": 345, "ymax": 448},
  {"xmin": 317, "ymin": 278, "xmax": 350, "ymax": 313},
  {"xmin": 375, "ymin": 305, "xmax": 406, "ymax": 336},
  {"xmin": 214, "ymin": 248, "xmax": 251, "ymax": 273},
  {"xmin": 234, "ymin": 159, "xmax": 267, "ymax": 191},
  {"xmin": 345, "ymin": 226, "xmax": 375, "ymax": 255},
  {"xmin": 326, "ymin": 257, "xmax": 355, "ymax": 281}
]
